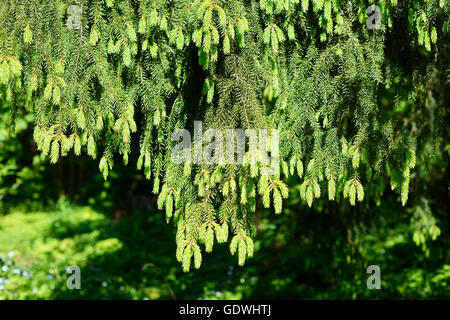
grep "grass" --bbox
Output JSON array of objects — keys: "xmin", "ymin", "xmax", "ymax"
[
  {"xmin": 0, "ymin": 199, "xmax": 449, "ymax": 300},
  {"xmin": 0, "ymin": 201, "xmax": 257, "ymax": 299}
]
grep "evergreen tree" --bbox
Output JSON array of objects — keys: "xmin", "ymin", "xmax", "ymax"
[{"xmin": 0, "ymin": 0, "xmax": 448, "ymax": 271}]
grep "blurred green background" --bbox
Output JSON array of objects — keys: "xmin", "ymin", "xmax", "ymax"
[{"xmin": 0, "ymin": 101, "xmax": 449, "ymax": 300}]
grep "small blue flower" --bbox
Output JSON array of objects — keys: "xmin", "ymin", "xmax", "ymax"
[
  {"xmin": 142, "ymin": 297, "xmax": 149, "ymax": 300},
  {"xmin": 13, "ymin": 269, "xmax": 21, "ymax": 275},
  {"xmin": 22, "ymin": 270, "xmax": 28, "ymax": 277},
  {"xmin": 12, "ymin": 293, "xmax": 18, "ymax": 298},
  {"xmin": 0, "ymin": 285, "xmax": 4, "ymax": 290},
  {"xmin": 8, "ymin": 252, "xmax": 14, "ymax": 259},
  {"xmin": 32, "ymin": 289, "xmax": 37, "ymax": 294},
  {"xmin": 0, "ymin": 278, "xmax": 3, "ymax": 283},
  {"xmin": 1, "ymin": 265, "xmax": 8, "ymax": 272},
  {"xmin": 46, "ymin": 274, "xmax": 54, "ymax": 279}
]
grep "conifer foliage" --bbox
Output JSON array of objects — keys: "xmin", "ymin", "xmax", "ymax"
[{"xmin": 0, "ymin": 0, "xmax": 448, "ymax": 271}]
